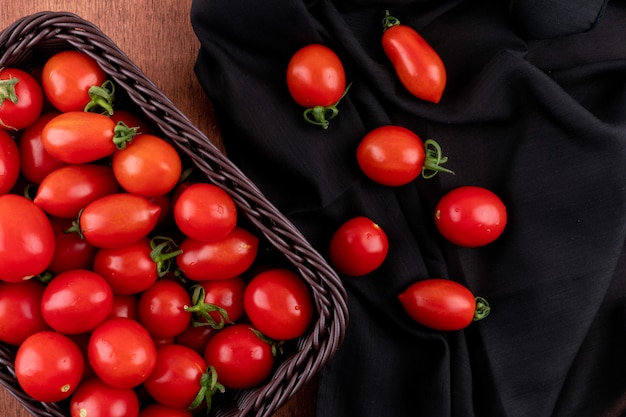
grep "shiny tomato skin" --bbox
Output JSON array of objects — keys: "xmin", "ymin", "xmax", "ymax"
[
  {"xmin": 79, "ymin": 193, "xmax": 161, "ymax": 249},
  {"xmin": 138, "ymin": 279, "xmax": 192, "ymax": 338},
  {"xmin": 398, "ymin": 279, "xmax": 477, "ymax": 331},
  {"xmin": 382, "ymin": 21, "xmax": 446, "ymax": 103},
  {"xmin": 139, "ymin": 404, "xmax": 193, "ymax": 417},
  {"xmin": 194, "ymin": 277, "xmax": 247, "ymax": 325},
  {"xmin": 177, "ymin": 227, "xmax": 259, "ymax": 281},
  {"xmin": 0, "ymin": 280, "xmax": 50, "ymax": 345},
  {"xmin": 15, "ymin": 331, "xmax": 85, "ymax": 402},
  {"xmin": 112, "ymin": 134, "xmax": 182, "ymax": 197},
  {"xmin": 0, "ymin": 194, "xmax": 55, "ymax": 283},
  {"xmin": 18, "ymin": 112, "xmax": 66, "ymax": 184},
  {"xmin": 356, "ymin": 125, "xmax": 425, "ymax": 186},
  {"xmin": 42, "ymin": 50, "xmax": 107, "ymax": 112},
  {"xmin": 434, "ymin": 186, "xmax": 507, "ymax": 247},
  {"xmin": 34, "ymin": 163, "xmax": 119, "ymax": 218},
  {"xmin": 244, "ymin": 268, "xmax": 313, "ymax": 341},
  {"xmin": 286, "ymin": 44, "xmax": 346, "ymax": 108},
  {"xmin": 173, "ymin": 182, "xmax": 237, "ymax": 242},
  {"xmin": 47, "ymin": 217, "xmax": 98, "ymax": 274},
  {"xmin": 0, "ymin": 67, "xmax": 44, "ymax": 130},
  {"xmin": 0, "ymin": 129, "xmax": 20, "ymax": 194},
  {"xmin": 203, "ymin": 323, "xmax": 274, "ymax": 390},
  {"xmin": 88, "ymin": 317, "xmax": 157, "ymax": 389},
  {"xmin": 69, "ymin": 377, "xmax": 140, "ymax": 417},
  {"xmin": 329, "ymin": 216, "xmax": 389, "ymax": 277},
  {"xmin": 175, "ymin": 324, "xmax": 218, "ymax": 356}
]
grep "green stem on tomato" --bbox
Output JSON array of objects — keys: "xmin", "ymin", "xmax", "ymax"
[
  {"xmin": 382, "ymin": 10, "xmax": 401, "ymax": 31},
  {"xmin": 0, "ymin": 76, "xmax": 19, "ymax": 104},
  {"xmin": 149, "ymin": 236, "xmax": 183, "ymax": 277},
  {"xmin": 112, "ymin": 121, "xmax": 138, "ymax": 150},
  {"xmin": 188, "ymin": 365, "xmax": 226, "ymax": 413},
  {"xmin": 63, "ymin": 209, "xmax": 84, "ymax": 240},
  {"xmin": 473, "ymin": 296, "xmax": 491, "ymax": 322},
  {"xmin": 84, "ymin": 80, "xmax": 116, "ymax": 115},
  {"xmin": 302, "ymin": 82, "xmax": 352, "ymax": 129},
  {"xmin": 421, "ymin": 138, "xmax": 455, "ymax": 179},
  {"xmin": 184, "ymin": 285, "xmax": 232, "ymax": 329}
]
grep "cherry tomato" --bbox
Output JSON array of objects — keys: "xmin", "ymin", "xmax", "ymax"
[
  {"xmin": 434, "ymin": 186, "xmax": 507, "ymax": 247},
  {"xmin": 398, "ymin": 278, "xmax": 491, "ymax": 331},
  {"xmin": 186, "ymin": 277, "xmax": 247, "ymax": 328},
  {"xmin": 112, "ymin": 134, "xmax": 182, "ymax": 197},
  {"xmin": 0, "ymin": 67, "xmax": 44, "ymax": 130},
  {"xmin": 139, "ymin": 404, "xmax": 193, "ymax": 417},
  {"xmin": 47, "ymin": 217, "xmax": 98, "ymax": 274},
  {"xmin": 15, "ymin": 331, "xmax": 85, "ymax": 402},
  {"xmin": 329, "ymin": 216, "xmax": 389, "ymax": 277},
  {"xmin": 203, "ymin": 324, "xmax": 274, "ymax": 389},
  {"xmin": 0, "ymin": 194, "xmax": 55, "ymax": 283},
  {"xmin": 34, "ymin": 163, "xmax": 119, "ymax": 218},
  {"xmin": 69, "ymin": 377, "xmax": 140, "ymax": 417},
  {"xmin": 18, "ymin": 112, "xmax": 66, "ymax": 184},
  {"xmin": 0, "ymin": 128, "xmax": 20, "ymax": 194},
  {"xmin": 144, "ymin": 344, "xmax": 208, "ymax": 409},
  {"xmin": 286, "ymin": 44, "xmax": 348, "ymax": 129},
  {"xmin": 173, "ymin": 182, "xmax": 237, "ymax": 242},
  {"xmin": 108, "ymin": 294, "xmax": 139, "ymax": 320},
  {"xmin": 138, "ymin": 279, "xmax": 192, "ymax": 338},
  {"xmin": 88, "ymin": 317, "xmax": 157, "ymax": 389},
  {"xmin": 356, "ymin": 125, "xmax": 452, "ymax": 186},
  {"xmin": 41, "ymin": 50, "xmax": 108, "ymax": 113},
  {"xmin": 175, "ymin": 324, "xmax": 218, "ymax": 356},
  {"xmin": 176, "ymin": 227, "xmax": 259, "ymax": 281},
  {"xmin": 244, "ymin": 268, "xmax": 314, "ymax": 341},
  {"xmin": 41, "ymin": 269, "xmax": 114, "ymax": 334},
  {"xmin": 0, "ymin": 280, "xmax": 49, "ymax": 345},
  {"xmin": 382, "ymin": 11, "xmax": 446, "ymax": 103}
]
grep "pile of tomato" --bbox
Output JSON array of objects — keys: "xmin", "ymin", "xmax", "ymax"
[{"xmin": 0, "ymin": 50, "xmax": 315, "ymax": 417}]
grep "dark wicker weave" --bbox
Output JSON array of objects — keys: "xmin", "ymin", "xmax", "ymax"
[{"xmin": 0, "ymin": 11, "xmax": 349, "ymax": 417}]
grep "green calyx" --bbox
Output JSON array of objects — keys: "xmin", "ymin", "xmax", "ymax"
[
  {"xmin": 421, "ymin": 139, "xmax": 455, "ymax": 179},
  {"xmin": 149, "ymin": 236, "xmax": 182, "ymax": 277},
  {"xmin": 184, "ymin": 285, "xmax": 233, "ymax": 330},
  {"xmin": 84, "ymin": 80, "xmax": 116, "ymax": 115},
  {"xmin": 382, "ymin": 10, "xmax": 401, "ymax": 31},
  {"xmin": 112, "ymin": 120, "xmax": 138, "ymax": 150},
  {"xmin": 473, "ymin": 296, "xmax": 491, "ymax": 322},
  {"xmin": 188, "ymin": 365, "xmax": 226, "ymax": 414},
  {"xmin": 303, "ymin": 82, "xmax": 352, "ymax": 129}
]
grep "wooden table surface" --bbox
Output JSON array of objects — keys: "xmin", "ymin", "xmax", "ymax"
[{"xmin": 0, "ymin": 1, "xmax": 317, "ymax": 417}]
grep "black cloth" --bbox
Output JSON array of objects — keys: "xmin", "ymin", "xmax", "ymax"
[{"xmin": 190, "ymin": 1, "xmax": 626, "ymax": 416}]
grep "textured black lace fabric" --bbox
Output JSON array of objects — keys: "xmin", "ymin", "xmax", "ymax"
[{"xmin": 190, "ymin": 0, "xmax": 626, "ymax": 416}]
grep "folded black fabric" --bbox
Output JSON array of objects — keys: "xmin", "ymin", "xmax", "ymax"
[{"xmin": 190, "ymin": 1, "xmax": 626, "ymax": 416}]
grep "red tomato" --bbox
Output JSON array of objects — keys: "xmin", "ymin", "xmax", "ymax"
[
  {"xmin": 41, "ymin": 269, "xmax": 114, "ymax": 334},
  {"xmin": 15, "ymin": 331, "xmax": 84, "ymax": 402},
  {"xmin": 112, "ymin": 134, "xmax": 182, "ymax": 197},
  {"xmin": 356, "ymin": 125, "xmax": 453, "ymax": 186},
  {"xmin": 382, "ymin": 11, "xmax": 446, "ymax": 103},
  {"xmin": 0, "ymin": 280, "xmax": 50, "ymax": 345},
  {"xmin": 77, "ymin": 193, "xmax": 162, "ymax": 249},
  {"xmin": 0, "ymin": 67, "xmax": 44, "ymax": 130},
  {"xmin": 138, "ymin": 279, "xmax": 192, "ymax": 338},
  {"xmin": 108, "ymin": 294, "xmax": 139, "ymax": 320},
  {"xmin": 144, "ymin": 344, "xmax": 208, "ymax": 409},
  {"xmin": 41, "ymin": 50, "xmax": 108, "ymax": 113},
  {"xmin": 18, "ymin": 112, "xmax": 66, "ymax": 184},
  {"xmin": 34, "ymin": 163, "xmax": 119, "ymax": 218},
  {"xmin": 88, "ymin": 317, "xmax": 157, "ymax": 389},
  {"xmin": 175, "ymin": 324, "xmax": 219, "ymax": 355},
  {"xmin": 186, "ymin": 277, "xmax": 247, "ymax": 328},
  {"xmin": 69, "ymin": 378, "xmax": 140, "ymax": 417},
  {"xmin": 203, "ymin": 324, "xmax": 274, "ymax": 389},
  {"xmin": 434, "ymin": 186, "xmax": 507, "ymax": 247},
  {"xmin": 329, "ymin": 216, "xmax": 389, "ymax": 277},
  {"xmin": 47, "ymin": 217, "xmax": 98, "ymax": 274},
  {"xmin": 0, "ymin": 194, "xmax": 55, "ymax": 283},
  {"xmin": 398, "ymin": 278, "xmax": 491, "ymax": 331},
  {"xmin": 0, "ymin": 129, "xmax": 20, "ymax": 194},
  {"xmin": 173, "ymin": 182, "xmax": 237, "ymax": 242},
  {"xmin": 139, "ymin": 404, "xmax": 193, "ymax": 417},
  {"xmin": 177, "ymin": 227, "xmax": 259, "ymax": 281},
  {"xmin": 286, "ymin": 44, "xmax": 348, "ymax": 129}
]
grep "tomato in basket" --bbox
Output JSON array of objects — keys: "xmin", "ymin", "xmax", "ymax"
[
  {"xmin": 0, "ymin": 280, "xmax": 49, "ymax": 346},
  {"xmin": 0, "ymin": 128, "xmax": 20, "ymax": 194},
  {"xmin": 0, "ymin": 67, "xmax": 44, "ymax": 130},
  {"xmin": 18, "ymin": 112, "xmax": 66, "ymax": 184},
  {"xmin": 69, "ymin": 377, "xmax": 140, "ymax": 417}
]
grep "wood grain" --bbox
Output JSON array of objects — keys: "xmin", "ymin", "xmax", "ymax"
[{"xmin": 0, "ymin": 2, "xmax": 317, "ymax": 416}]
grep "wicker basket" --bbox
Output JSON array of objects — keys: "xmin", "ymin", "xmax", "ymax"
[{"xmin": 0, "ymin": 11, "xmax": 349, "ymax": 417}]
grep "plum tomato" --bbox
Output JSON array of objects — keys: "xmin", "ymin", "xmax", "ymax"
[
  {"xmin": 185, "ymin": 277, "xmax": 247, "ymax": 329},
  {"xmin": 329, "ymin": 216, "xmax": 389, "ymax": 277},
  {"xmin": 0, "ymin": 128, "xmax": 20, "ymax": 194},
  {"xmin": 0, "ymin": 67, "xmax": 44, "ymax": 130},
  {"xmin": 18, "ymin": 112, "xmax": 66, "ymax": 184},
  {"xmin": 0, "ymin": 280, "xmax": 50, "ymax": 345},
  {"xmin": 138, "ymin": 279, "xmax": 192, "ymax": 338},
  {"xmin": 69, "ymin": 377, "xmax": 140, "ymax": 417},
  {"xmin": 434, "ymin": 185, "xmax": 507, "ymax": 247}
]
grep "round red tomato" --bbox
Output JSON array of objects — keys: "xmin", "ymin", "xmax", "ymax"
[
  {"xmin": 47, "ymin": 217, "xmax": 98, "ymax": 274},
  {"xmin": 434, "ymin": 186, "xmax": 507, "ymax": 247},
  {"xmin": 0, "ymin": 280, "xmax": 49, "ymax": 345},
  {"xmin": 203, "ymin": 323, "xmax": 274, "ymax": 390},
  {"xmin": 175, "ymin": 324, "xmax": 218, "ymax": 355},
  {"xmin": 15, "ymin": 331, "xmax": 85, "ymax": 402},
  {"xmin": 328, "ymin": 216, "xmax": 389, "ymax": 277},
  {"xmin": 0, "ymin": 128, "xmax": 20, "ymax": 194},
  {"xmin": 0, "ymin": 67, "xmax": 44, "ymax": 130},
  {"xmin": 286, "ymin": 44, "xmax": 347, "ymax": 128},
  {"xmin": 398, "ymin": 278, "xmax": 491, "ymax": 331},
  {"xmin": 139, "ymin": 404, "xmax": 193, "ymax": 417},
  {"xmin": 88, "ymin": 317, "xmax": 157, "ymax": 389},
  {"xmin": 18, "ymin": 112, "xmax": 66, "ymax": 184},
  {"xmin": 0, "ymin": 194, "xmax": 55, "ymax": 283},
  {"xmin": 244, "ymin": 268, "xmax": 314, "ymax": 341},
  {"xmin": 173, "ymin": 182, "xmax": 237, "ymax": 242},
  {"xmin": 69, "ymin": 377, "xmax": 140, "ymax": 417},
  {"xmin": 138, "ymin": 279, "xmax": 192, "ymax": 338},
  {"xmin": 108, "ymin": 294, "xmax": 139, "ymax": 321},
  {"xmin": 186, "ymin": 277, "xmax": 247, "ymax": 328}
]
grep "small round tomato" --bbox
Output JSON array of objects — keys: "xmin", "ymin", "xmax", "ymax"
[
  {"xmin": 0, "ymin": 128, "xmax": 20, "ymax": 194},
  {"xmin": 173, "ymin": 182, "xmax": 237, "ymax": 242},
  {"xmin": 175, "ymin": 324, "xmax": 219, "ymax": 355},
  {"xmin": 47, "ymin": 217, "xmax": 98, "ymax": 274},
  {"xmin": 203, "ymin": 324, "xmax": 274, "ymax": 390},
  {"xmin": 398, "ymin": 278, "xmax": 491, "ymax": 331},
  {"xmin": 88, "ymin": 317, "xmax": 157, "ymax": 389},
  {"xmin": 69, "ymin": 378, "xmax": 140, "ymax": 417},
  {"xmin": 244, "ymin": 269, "xmax": 313, "ymax": 341},
  {"xmin": 139, "ymin": 404, "xmax": 193, "ymax": 417},
  {"xmin": 434, "ymin": 186, "xmax": 507, "ymax": 247},
  {"xmin": 108, "ymin": 294, "xmax": 139, "ymax": 320},
  {"xmin": 0, "ymin": 67, "xmax": 44, "ymax": 130},
  {"xmin": 286, "ymin": 44, "xmax": 348, "ymax": 129},
  {"xmin": 0, "ymin": 280, "xmax": 49, "ymax": 345},
  {"xmin": 18, "ymin": 112, "xmax": 66, "ymax": 184},
  {"xmin": 186, "ymin": 277, "xmax": 247, "ymax": 328},
  {"xmin": 138, "ymin": 279, "xmax": 192, "ymax": 338},
  {"xmin": 41, "ymin": 269, "xmax": 114, "ymax": 334},
  {"xmin": 329, "ymin": 216, "xmax": 389, "ymax": 277},
  {"xmin": 15, "ymin": 331, "xmax": 84, "ymax": 402}
]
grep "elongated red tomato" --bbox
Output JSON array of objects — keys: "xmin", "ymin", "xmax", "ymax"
[
  {"xmin": 18, "ymin": 112, "xmax": 66, "ymax": 184},
  {"xmin": 0, "ymin": 67, "xmax": 44, "ymax": 130},
  {"xmin": 0, "ymin": 129, "xmax": 20, "ymax": 194},
  {"xmin": 382, "ymin": 11, "xmax": 446, "ymax": 103}
]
